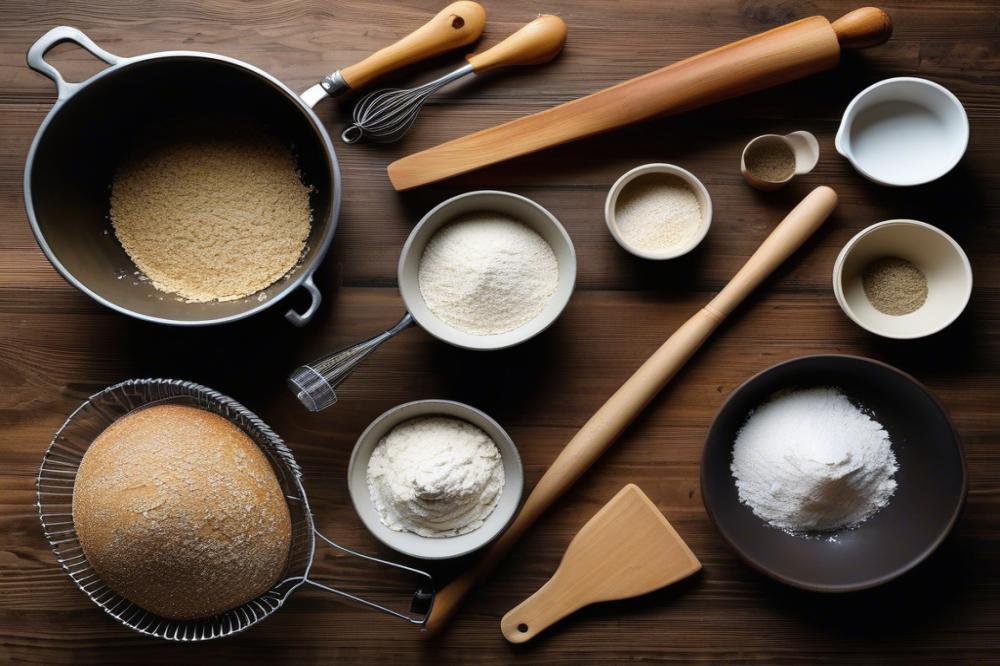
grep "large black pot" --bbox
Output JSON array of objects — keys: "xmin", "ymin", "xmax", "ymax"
[{"xmin": 24, "ymin": 26, "xmax": 342, "ymax": 326}]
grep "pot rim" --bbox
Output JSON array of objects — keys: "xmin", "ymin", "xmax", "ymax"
[{"xmin": 23, "ymin": 46, "xmax": 342, "ymax": 327}]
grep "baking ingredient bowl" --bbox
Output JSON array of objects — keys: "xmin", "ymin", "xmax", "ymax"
[
  {"xmin": 347, "ymin": 399, "xmax": 524, "ymax": 560},
  {"xmin": 289, "ymin": 190, "xmax": 576, "ymax": 412},
  {"xmin": 835, "ymin": 77, "xmax": 968, "ymax": 186},
  {"xmin": 25, "ymin": 27, "xmax": 340, "ymax": 326},
  {"xmin": 604, "ymin": 163, "xmax": 712, "ymax": 259},
  {"xmin": 740, "ymin": 131, "xmax": 820, "ymax": 191},
  {"xmin": 702, "ymin": 355, "xmax": 966, "ymax": 592},
  {"xmin": 38, "ymin": 379, "xmax": 434, "ymax": 641},
  {"xmin": 833, "ymin": 219, "xmax": 972, "ymax": 339},
  {"xmin": 399, "ymin": 190, "xmax": 576, "ymax": 348}
]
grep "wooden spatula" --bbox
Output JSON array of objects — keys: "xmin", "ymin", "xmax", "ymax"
[{"xmin": 501, "ymin": 484, "xmax": 701, "ymax": 643}]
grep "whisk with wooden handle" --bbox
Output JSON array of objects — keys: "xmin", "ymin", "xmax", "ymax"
[
  {"xmin": 387, "ymin": 7, "xmax": 893, "ymax": 190},
  {"xmin": 423, "ymin": 186, "xmax": 839, "ymax": 634},
  {"xmin": 342, "ymin": 15, "xmax": 567, "ymax": 144}
]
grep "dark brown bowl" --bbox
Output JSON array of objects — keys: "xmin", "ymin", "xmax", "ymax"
[{"xmin": 701, "ymin": 355, "xmax": 966, "ymax": 592}]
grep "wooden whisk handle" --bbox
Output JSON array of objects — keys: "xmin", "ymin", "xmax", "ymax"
[
  {"xmin": 340, "ymin": 1, "xmax": 486, "ymax": 89},
  {"xmin": 466, "ymin": 15, "xmax": 568, "ymax": 73}
]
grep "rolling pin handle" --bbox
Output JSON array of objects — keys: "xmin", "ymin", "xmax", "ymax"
[{"xmin": 832, "ymin": 7, "xmax": 893, "ymax": 49}]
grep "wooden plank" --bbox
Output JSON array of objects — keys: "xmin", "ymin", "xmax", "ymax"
[{"xmin": 0, "ymin": 0, "xmax": 998, "ymax": 663}]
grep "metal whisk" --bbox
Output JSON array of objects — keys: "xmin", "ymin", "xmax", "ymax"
[{"xmin": 342, "ymin": 15, "xmax": 567, "ymax": 144}]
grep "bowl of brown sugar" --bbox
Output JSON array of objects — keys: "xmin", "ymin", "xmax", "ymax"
[{"xmin": 833, "ymin": 220, "xmax": 972, "ymax": 339}]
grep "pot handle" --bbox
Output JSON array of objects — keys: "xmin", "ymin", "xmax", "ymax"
[
  {"xmin": 27, "ymin": 26, "xmax": 121, "ymax": 100},
  {"xmin": 285, "ymin": 274, "xmax": 322, "ymax": 327},
  {"xmin": 303, "ymin": 528, "xmax": 434, "ymax": 625}
]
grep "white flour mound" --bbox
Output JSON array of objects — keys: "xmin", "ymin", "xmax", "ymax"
[
  {"xmin": 366, "ymin": 416, "xmax": 505, "ymax": 538},
  {"xmin": 730, "ymin": 387, "xmax": 898, "ymax": 534},
  {"xmin": 417, "ymin": 213, "xmax": 559, "ymax": 336}
]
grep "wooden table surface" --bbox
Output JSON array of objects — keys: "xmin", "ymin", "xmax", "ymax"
[{"xmin": 2, "ymin": 0, "xmax": 998, "ymax": 663}]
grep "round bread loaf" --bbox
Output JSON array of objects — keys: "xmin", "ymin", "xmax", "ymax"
[{"xmin": 72, "ymin": 404, "xmax": 292, "ymax": 620}]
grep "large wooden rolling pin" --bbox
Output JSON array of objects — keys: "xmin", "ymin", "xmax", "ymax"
[
  {"xmin": 424, "ymin": 186, "xmax": 839, "ymax": 634},
  {"xmin": 388, "ymin": 8, "xmax": 891, "ymax": 190}
]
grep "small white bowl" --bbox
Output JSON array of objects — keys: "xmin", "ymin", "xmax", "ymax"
[
  {"xmin": 836, "ymin": 77, "xmax": 968, "ymax": 187},
  {"xmin": 347, "ymin": 399, "xmax": 524, "ymax": 560},
  {"xmin": 833, "ymin": 220, "xmax": 972, "ymax": 339},
  {"xmin": 740, "ymin": 131, "xmax": 820, "ymax": 191},
  {"xmin": 604, "ymin": 163, "xmax": 712, "ymax": 260},
  {"xmin": 398, "ymin": 190, "xmax": 576, "ymax": 351}
]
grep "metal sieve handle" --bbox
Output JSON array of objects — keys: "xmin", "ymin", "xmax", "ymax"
[
  {"xmin": 305, "ymin": 529, "xmax": 434, "ymax": 625},
  {"xmin": 288, "ymin": 312, "xmax": 414, "ymax": 411}
]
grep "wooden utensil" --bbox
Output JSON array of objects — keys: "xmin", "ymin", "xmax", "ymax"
[
  {"xmin": 424, "ymin": 186, "xmax": 839, "ymax": 634},
  {"xmin": 343, "ymin": 15, "xmax": 567, "ymax": 143},
  {"xmin": 319, "ymin": 1, "xmax": 486, "ymax": 98},
  {"xmin": 501, "ymin": 484, "xmax": 700, "ymax": 643},
  {"xmin": 387, "ymin": 7, "xmax": 891, "ymax": 190}
]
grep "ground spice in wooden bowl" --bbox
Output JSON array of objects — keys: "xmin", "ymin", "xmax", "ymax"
[
  {"xmin": 110, "ymin": 121, "xmax": 312, "ymax": 303},
  {"xmin": 862, "ymin": 257, "xmax": 928, "ymax": 316}
]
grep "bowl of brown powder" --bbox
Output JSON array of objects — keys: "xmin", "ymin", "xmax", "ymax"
[{"xmin": 833, "ymin": 220, "xmax": 972, "ymax": 339}]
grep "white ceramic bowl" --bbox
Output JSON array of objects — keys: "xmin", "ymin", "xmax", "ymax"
[
  {"xmin": 835, "ymin": 77, "xmax": 968, "ymax": 187},
  {"xmin": 604, "ymin": 163, "xmax": 712, "ymax": 259},
  {"xmin": 398, "ymin": 190, "xmax": 576, "ymax": 350},
  {"xmin": 740, "ymin": 131, "xmax": 820, "ymax": 191},
  {"xmin": 347, "ymin": 399, "xmax": 524, "ymax": 560},
  {"xmin": 833, "ymin": 220, "xmax": 972, "ymax": 339}
]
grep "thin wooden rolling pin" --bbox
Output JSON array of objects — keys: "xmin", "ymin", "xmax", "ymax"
[
  {"xmin": 424, "ymin": 186, "xmax": 839, "ymax": 634},
  {"xmin": 388, "ymin": 8, "xmax": 891, "ymax": 190}
]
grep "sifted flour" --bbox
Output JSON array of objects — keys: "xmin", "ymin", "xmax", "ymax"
[
  {"xmin": 614, "ymin": 174, "xmax": 702, "ymax": 252},
  {"xmin": 417, "ymin": 213, "xmax": 559, "ymax": 336},
  {"xmin": 730, "ymin": 387, "xmax": 898, "ymax": 534},
  {"xmin": 366, "ymin": 416, "xmax": 505, "ymax": 538}
]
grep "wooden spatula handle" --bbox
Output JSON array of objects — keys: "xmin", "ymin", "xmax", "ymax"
[
  {"xmin": 340, "ymin": 1, "xmax": 486, "ymax": 90},
  {"xmin": 423, "ymin": 187, "xmax": 838, "ymax": 634},
  {"xmin": 500, "ymin": 572, "xmax": 575, "ymax": 643},
  {"xmin": 466, "ymin": 15, "xmax": 568, "ymax": 73}
]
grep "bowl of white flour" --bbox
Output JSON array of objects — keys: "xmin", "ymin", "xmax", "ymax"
[
  {"xmin": 398, "ymin": 190, "xmax": 576, "ymax": 350},
  {"xmin": 701, "ymin": 355, "xmax": 966, "ymax": 592},
  {"xmin": 347, "ymin": 399, "xmax": 524, "ymax": 559}
]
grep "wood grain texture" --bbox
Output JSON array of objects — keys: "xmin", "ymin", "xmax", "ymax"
[
  {"xmin": 425, "ymin": 186, "xmax": 839, "ymax": 633},
  {"xmin": 0, "ymin": 0, "xmax": 998, "ymax": 663},
  {"xmin": 388, "ymin": 13, "xmax": 850, "ymax": 189}
]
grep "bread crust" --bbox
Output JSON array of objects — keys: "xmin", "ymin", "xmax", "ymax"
[{"xmin": 73, "ymin": 404, "xmax": 292, "ymax": 620}]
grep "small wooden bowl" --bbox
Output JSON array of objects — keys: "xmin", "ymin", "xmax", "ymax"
[{"xmin": 702, "ymin": 355, "xmax": 966, "ymax": 592}]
